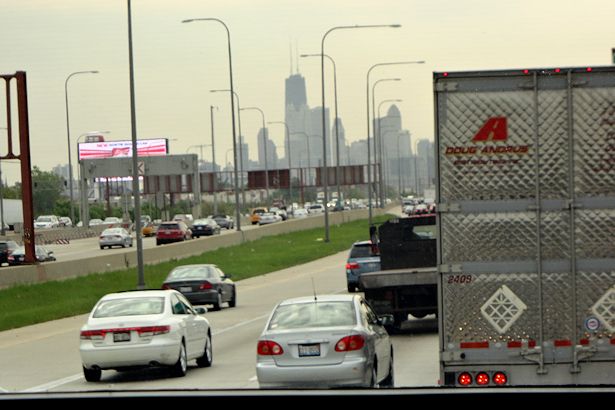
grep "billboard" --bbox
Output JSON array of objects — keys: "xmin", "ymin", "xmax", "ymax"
[{"xmin": 78, "ymin": 138, "xmax": 168, "ymax": 160}]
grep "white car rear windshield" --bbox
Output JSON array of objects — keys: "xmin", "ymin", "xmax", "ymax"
[
  {"xmin": 93, "ymin": 297, "xmax": 165, "ymax": 318},
  {"xmin": 268, "ymin": 301, "xmax": 356, "ymax": 330}
]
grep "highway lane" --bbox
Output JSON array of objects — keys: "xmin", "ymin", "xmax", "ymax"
[
  {"xmin": 0, "ymin": 249, "xmax": 440, "ymax": 393},
  {"xmin": 42, "ymin": 222, "xmax": 258, "ymax": 262}
]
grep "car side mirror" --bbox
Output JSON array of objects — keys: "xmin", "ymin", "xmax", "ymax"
[
  {"xmin": 378, "ymin": 314, "xmax": 394, "ymax": 327},
  {"xmin": 195, "ymin": 307, "xmax": 208, "ymax": 315}
]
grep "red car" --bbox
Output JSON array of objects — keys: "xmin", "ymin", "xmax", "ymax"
[{"xmin": 156, "ymin": 221, "xmax": 192, "ymax": 245}]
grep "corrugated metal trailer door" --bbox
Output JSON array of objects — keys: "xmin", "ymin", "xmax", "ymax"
[{"xmin": 435, "ymin": 67, "xmax": 615, "ymax": 385}]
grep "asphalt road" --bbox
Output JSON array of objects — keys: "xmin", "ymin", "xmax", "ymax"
[{"xmin": 0, "ymin": 249, "xmax": 439, "ymax": 393}]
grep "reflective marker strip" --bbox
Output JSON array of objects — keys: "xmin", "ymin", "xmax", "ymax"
[
  {"xmin": 507, "ymin": 340, "xmax": 536, "ymax": 348},
  {"xmin": 460, "ymin": 341, "xmax": 489, "ymax": 349}
]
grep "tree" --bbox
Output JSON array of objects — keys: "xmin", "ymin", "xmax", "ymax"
[{"xmin": 32, "ymin": 166, "xmax": 65, "ymax": 216}]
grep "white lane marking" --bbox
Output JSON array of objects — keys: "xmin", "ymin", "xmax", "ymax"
[
  {"xmin": 212, "ymin": 314, "xmax": 270, "ymax": 336},
  {"xmin": 20, "ymin": 313, "xmax": 270, "ymax": 392},
  {"xmin": 0, "ymin": 386, "xmax": 9, "ymax": 393},
  {"xmin": 22, "ymin": 373, "xmax": 83, "ymax": 393}
]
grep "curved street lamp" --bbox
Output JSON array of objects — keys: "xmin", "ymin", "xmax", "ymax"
[
  {"xmin": 211, "ymin": 89, "xmax": 246, "ymax": 210},
  {"xmin": 372, "ymin": 78, "xmax": 400, "ymax": 207},
  {"xmin": 320, "ymin": 23, "xmax": 401, "ymax": 242},
  {"xmin": 240, "ymin": 106, "xmax": 269, "ymax": 200},
  {"xmin": 365, "ymin": 60, "xmax": 424, "ymax": 224},
  {"xmin": 183, "ymin": 17, "xmax": 241, "ymax": 231},
  {"xmin": 301, "ymin": 53, "xmax": 342, "ymax": 206},
  {"xmin": 268, "ymin": 121, "xmax": 292, "ymax": 203},
  {"xmin": 64, "ymin": 70, "xmax": 98, "ymax": 226}
]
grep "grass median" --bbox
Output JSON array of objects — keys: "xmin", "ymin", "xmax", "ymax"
[{"xmin": 0, "ymin": 214, "xmax": 392, "ymax": 332}]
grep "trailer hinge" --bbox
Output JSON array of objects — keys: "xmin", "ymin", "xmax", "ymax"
[
  {"xmin": 437, "ymin": 202, "xmax": 460, "ymax": 213},
  {"xmin": 572, "ymin": 345, "xmax": 598, "ymax": 374},
  {"xmin": 519, "ymin": 346, "xmax": 548, "ymax": 375},
  {"xmin": 563, "ymin": 200, "xmax": 582, "ymax": 210},
  {"xmin": 435, "ymin": 82, "xmax": 458, "ymax": 92},
  {"xmin": 571, "ymin": 80, "xmax": 589, "ymax": 87},
  {"xmin": 517, "ymin": 81, "xmax": 535, "ymax": 90},
  {"xmin": 438, "ymin": 264, "xmax": 462, "ymax": 274}
]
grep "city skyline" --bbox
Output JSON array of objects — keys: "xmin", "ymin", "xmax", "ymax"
[{"xmin": 2, "ymin": 0, "xmax": 613, "ymax": 186}]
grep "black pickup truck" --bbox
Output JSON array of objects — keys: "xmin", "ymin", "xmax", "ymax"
[{"xmin": 359, "ymin": 214, "xmax": 437, "ymax": 330}]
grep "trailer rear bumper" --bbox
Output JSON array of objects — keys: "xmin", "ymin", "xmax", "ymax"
[{"xmin": 442, "ymin": 361, "xmax": 615, "ymax": 387}]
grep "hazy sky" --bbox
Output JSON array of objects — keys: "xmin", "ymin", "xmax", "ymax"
[{"xmin": 1, "ymin": 0, "xmax": 614, "ymax": 185}]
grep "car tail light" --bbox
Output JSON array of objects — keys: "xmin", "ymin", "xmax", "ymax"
[
  {"xmin": 346, "ymin": 262, "xmax": 359, "ymax": 270},
  {"xmin": 137, "ymin": 326, "xmax": 170, "ymax": 336},
  {"xmin": 257, "ymin": 340, "xmax": 284, "ymax": 355},
  {"xmin": 200, "ymin": 281, "xmax": 213, "ymax": 290},
  {"xmin": 80, "ymin": 326, "xmax": 170, "ymax": 340},
  {"xmin": 80, "ymin": 330, "xmax": 106, "ymax": 340},
  {"xmin": 458, "ymin": 372, "xmax": 472, "ymax": 386},
  {"xmin": 335, "ymin": 335, "xmax": 365, "ymax": 352}
]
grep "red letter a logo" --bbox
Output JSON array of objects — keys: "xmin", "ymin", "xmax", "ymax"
[{"xmin": 472, "ymin": 117, "xmax": 508, "ymax": 142}]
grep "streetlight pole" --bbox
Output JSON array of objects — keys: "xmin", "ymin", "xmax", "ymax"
[
  {"xmin": 183, "ymin": 17, "xmax": 241, "ymax": 232},
  {"xmin": 366, "ymin": 60, "xmax": 424, "ymax": 224},
  {"xmin": 397, "ymin": 133, "xmax": 404, "ymax": 196},
  {"xmin": 0, "ymin": 127, "xmax": 5, "ymax": 236},
  {"xmin": 210, "ymin": 105, "xmax": 218, "ymax": 215},
  {"xmin": 414, "ymin": 137, "xmax": 420, "ymax": 196},
  {"xmin": 210, "ymin": 89, "xmax": 246, "ymax": 211},
  {"xmin": 268, "ymin": 121, "xmax": 292, "ymax": 205},
  {"xmin": 301, "ymin": 53, "xmax": 342, "ymax": 208},
  {"xmin": 372, "ymin": 78, "xmax": 400, "ymax": 207},
  {"xmin": 126, "ymin": 0, "xmax": 146, "ymax": 289},
  {"xmin": 64, "ymin": 70, "xmax": 98, "ymax": 227},
  {"xmin": 291, "ymin": 132, "xmax": 320, "ymax": 189},
  {"xmin": 240, "ymin": 107, "xmax": 269, "ymax": 201},
  {"xmin": 321, "ymin": 24, "xmax": 400, "ymax": 242},
  {"xmin": 76, "ymin": 131, "xmax": 109, "ymax": 225}
]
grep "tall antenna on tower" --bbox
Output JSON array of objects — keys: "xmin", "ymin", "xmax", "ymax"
[
  {"xmin": 295, "ymin": 39, "xmax": 299, "ymax": 74},
  {"xmin": 289, "ymin": 40, "xmax": 293, "ymax": 75}
]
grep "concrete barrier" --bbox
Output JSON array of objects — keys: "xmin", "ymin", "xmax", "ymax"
[{"xmin": 0, "ymin": 206, "xmax": 395, "ymax": 289}]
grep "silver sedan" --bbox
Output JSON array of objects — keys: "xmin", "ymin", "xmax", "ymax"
[
  {"xmin": 99, "ymin": 227, "xmax": 133, "ymax": 249},
  {"xmin": 256, "ymin": 294, "xmax": 394, "ymax": 389}
]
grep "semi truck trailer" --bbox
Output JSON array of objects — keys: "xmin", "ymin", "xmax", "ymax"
[{"xmin": 434, "ymin": 65, "xmax": 615, "ymax": 386}]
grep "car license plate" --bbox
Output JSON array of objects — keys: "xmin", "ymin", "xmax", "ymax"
[
  {"xmin": 113, "ymin": 332, "xmax": 131, "ymax": 343},
  {"xmin": 180, "ymin": 286, "xmax": 192, "ymax": 292},
  {"xmin": 298, "ymin": 344, "xmax": 320, "ymax": 357}
]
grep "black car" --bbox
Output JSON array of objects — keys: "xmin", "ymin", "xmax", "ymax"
[
  {"xmin": 162, "ymin": 264, "xmax": 236, "ymax": 311},
  {"xmin": 0, "ymin": 240, "xmax": 19, "ymax": 266},
  {"xmin": 8, "ymin": 245, "xmax": 56, "ymax": 265},
  {"xmin": 209, "ymin": 214, "xmax": 234, "ymax": 230},
  {"xmin": 191, "ymin": 218, "xmax": 221, "ymax": 238}
]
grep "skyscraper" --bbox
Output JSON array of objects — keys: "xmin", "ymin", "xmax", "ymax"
[{"xmin": 284, "ymin": 72, "xmax": 330, "ymax": 171}]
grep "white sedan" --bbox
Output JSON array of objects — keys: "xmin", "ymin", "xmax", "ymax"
[
  {"xmin": 258, "ymin": 212, "xmax": 282, "ymax": 225},
  {"xmin": 99, "ymin": 227, "xmax": 133, "ymax": 249},
  {"xmin": 79, "ymin": 289, "xmax": 213, "ymax": 382}
]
